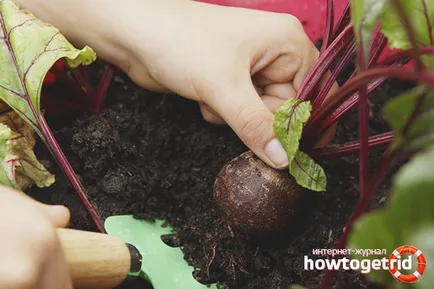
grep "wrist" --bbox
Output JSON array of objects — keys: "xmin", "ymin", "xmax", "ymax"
[{"xmin": 15, "ymin": 0, "xmax": 153, "ymax": 71}]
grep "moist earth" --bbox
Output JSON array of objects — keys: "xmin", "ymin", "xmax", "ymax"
[{"xmin": 29, "ymin": 59, "xmax": 413, "ymax": 289}]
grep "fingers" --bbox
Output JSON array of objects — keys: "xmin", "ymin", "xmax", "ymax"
[
  {"xmin": 37, "ymin": 203, "xmax": 71, "ymax": 228},
  {"xmin": 0, "ymin": 185, "xmax": 73, "ymax": 289},
  {"xmin": 314, "ymin": 123, "xmax": 337, "ymax": 148},
  {"xmin": 261, "ymin": 95, "xmax": 287, "ymax": 113},
  {"xmin": 200, "ymin": 95, "xmax": 287, "ymax": 125},
  {"xmin": 43, "ymin": 235, "xmax": 74, "ymax": 289},
  {"xmin": 199, "ymin": 102, "xmax": 225, "ymax": 125},
  {"xmin": 204, "ymin": 74, "xmax": 288, "ymax": 169},
  {"xmin": 254, "ymin": 52, "xmax": 303, "ymax": 84},
  {"xmin": 201, "ymin": 81, "xmax": 296, "ymax": 123},
  {"xmin": 292, "ymin": 39, "xmax": 321, "ymax": 91},
  {"xmin": 0, "ymin": 184, "xmax": 71, "ymax": 228},
  {"xmin": 263, "ymin": 82, "xmax": 297, "ymax": 99}
]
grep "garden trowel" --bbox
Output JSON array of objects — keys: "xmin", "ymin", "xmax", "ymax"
[{"xmin": 57, "ymin": 216, "xmax": 218, "ymax": 289}]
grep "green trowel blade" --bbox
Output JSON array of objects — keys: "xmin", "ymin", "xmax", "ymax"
[{"xmin": 105, "ymin": 215, "xmax": 218, "ymax": 289}]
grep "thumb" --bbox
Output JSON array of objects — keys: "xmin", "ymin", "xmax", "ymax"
[
  {"xmin": 205, "ymin": 76, "xmax": 289, "ymax": 169},
  {"xmin": 37, "ymin": 203, "xmax": 71, "ymax": 228},
  {"xmin": 0, "ymin": 184, "xmax": 70, "ymax": 227}
]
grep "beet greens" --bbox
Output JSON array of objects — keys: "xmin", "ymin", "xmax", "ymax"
[
  {"xmin": 272, "ymin": 0, "xmax": 434, "ymax": 288},
  {"xmin": 1, "ymin": 0, "xmax": 433, "ymax": 286},
  {"xmin": 0, "ymin": 0, "xmax": 114, "ymax": 232}
]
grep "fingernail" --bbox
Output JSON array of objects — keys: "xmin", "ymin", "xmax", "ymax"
[{"xmin": 264, "ymin": 139, "xmax": 289, "ymax": 168}]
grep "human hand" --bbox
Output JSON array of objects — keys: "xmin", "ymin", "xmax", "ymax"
[
  {"xmin": 123, "ymin": 1, "xmax": 336, "ymax": 169},
  {"xmin": 16, "ymin": 0, "xmax": 336, "ymax": 169},
  {"xmin": 0, "ymin": 186, "xmax": 72, "ymax": 289}
]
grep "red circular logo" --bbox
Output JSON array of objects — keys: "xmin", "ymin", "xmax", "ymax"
[{"xmin": 389, "ymin": 245, "xmax": 426, "ymax": 283}]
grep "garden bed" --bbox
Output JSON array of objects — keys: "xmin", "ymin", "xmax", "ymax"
[{"xmin": 28, "ymin": 58, "xmax": 414, "ymax": 289}]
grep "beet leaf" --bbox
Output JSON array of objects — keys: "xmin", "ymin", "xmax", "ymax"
[
  {"xmin": 273, "ymin": 98, "xmax": 326, "ymax": 191},
  {"xmin": 350, "ymin": 0, "xmax": 386, "ymax": 62},
  {"xmin": 0, "ymin": 0, "xmax": 105, "ymax": 231},
  {"xmin": 383, "ymin": 87, "xmax": 434, "ymax": 149},
  {"xmin": 379, "ymin": 0, "xmax": 432, "ymax": 71},
  {"xmin": 269, "ymin": 0, "xmax": 434, "ymax": 287},
  {"xmin": 0, "ymin": 120, "xmax": 54, "ymax": 190},
  {"xmin": 0, "ymin": 0, "xmax": 95, "ymax": 132},
  {"xmin": 382, "ymin": 0, "xmax": 434, "ymax": 51},
  {"xmin": 348, "ymin": 147, "xmax": 434, "ymax": 287},
  {"xmin": 0, "ymin": 99, "xmax": 55, "ymax": 190}
]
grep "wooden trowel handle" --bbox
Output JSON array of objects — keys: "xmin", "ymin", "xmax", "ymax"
[{"xmin": 56, "ymin": 228, "xmax": 142, "ymax": 289}]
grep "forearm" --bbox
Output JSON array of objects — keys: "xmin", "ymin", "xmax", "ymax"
[{"xmin": 16, "ymin": 0, "xmax": 190, "ymax": 71}]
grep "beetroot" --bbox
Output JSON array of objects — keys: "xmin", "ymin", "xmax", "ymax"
[{"xmin": 213, "ymin": 151, "xmax": 301, "ymax": 237}]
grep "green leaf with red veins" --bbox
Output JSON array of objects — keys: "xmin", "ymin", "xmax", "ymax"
[
  {"xmin": 0, "ymin": 0, "xmax": 105, "ymax": 231},
  {"xmin": 0, "ymin": 0, "xmax": 96, "ymax": 136},
  {"xmin": 383, "ymin": 87, "xmax": 434, "ymax": 150},
  {"xmin": 273, "ymin": 98, "xmax": 311, "ymax": 165},
  {"xmin": 274, "ymin": 97, "xmax": 326, "ymax": 192},
  {"xmin": 0, "ymin": 122, "xmax": 54, "ymax": 190},
  {"xmin": 350, "ymin": 0, "xmax": 387, "ymax": 62},
  {"xmin": 381, "ymin": 0, "xmax": 434, "ymax": 69},
  {"xmin": 381, "ymin": 0, "xmax": 434, "ymax": 49},
  {"xmin": 0, "ymin": 123, "xmax": 15, "ymax": 187},
  {"xmin": 348, "ymin": 147, "xmax": 434, "ymax": 287},
  {"xmin": 290, "ymin": 150, "xmax": 327, "ymax": 192}
]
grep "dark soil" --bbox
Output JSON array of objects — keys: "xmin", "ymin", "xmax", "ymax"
[{"xmin": 29, "ymin": 59, "xmax": 413, "ymax": 289}]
